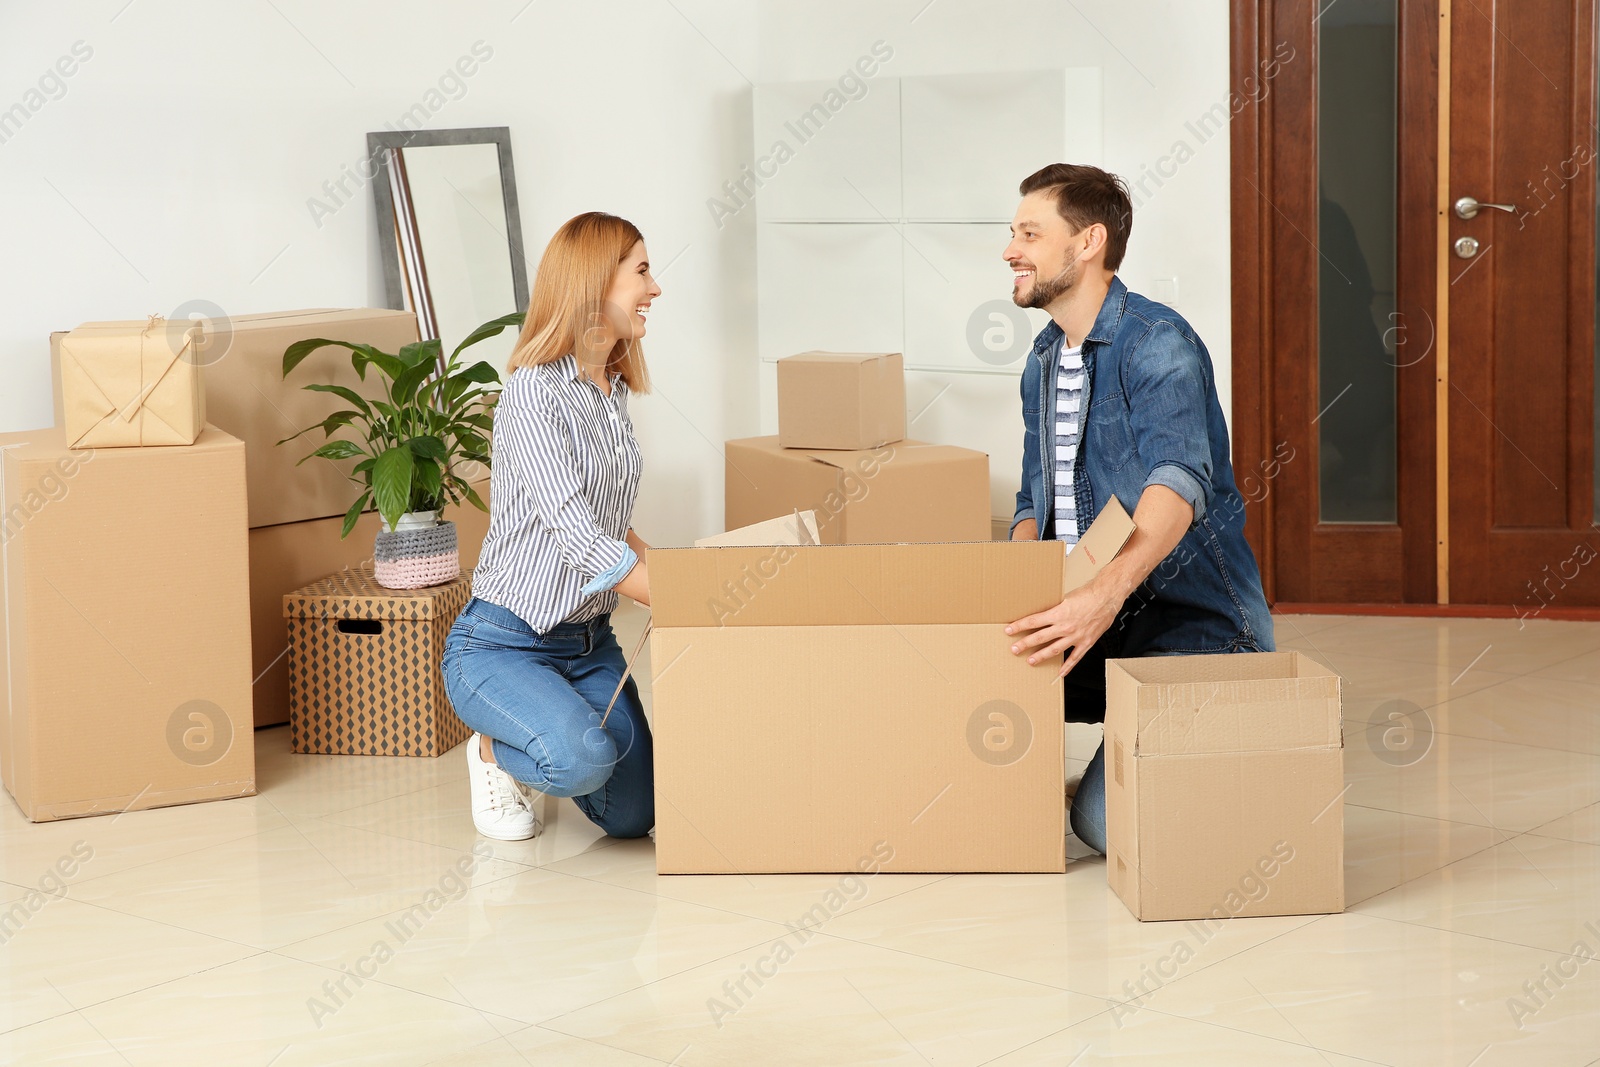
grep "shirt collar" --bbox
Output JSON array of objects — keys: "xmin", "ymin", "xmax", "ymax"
[
  {"xmin": 1083, "ymin": 275, "xmax": 1128, "ymax": 347},
  {"xmin": 555, "ymin": 352, "xmax": 623, "ymax": 390}
]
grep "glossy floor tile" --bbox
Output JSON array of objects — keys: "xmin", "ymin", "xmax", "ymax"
[{"xmin": 1, "ymin": 611, "xmax": 1597, "ymax": 1064}]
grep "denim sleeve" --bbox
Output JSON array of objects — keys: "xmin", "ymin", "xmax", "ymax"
[
  {"xmin": 1126, "ymin": 322, "xmax": 1213, "ymax": 522},
  {"xmin": 1011, "ymin": 359, "xmax": 1040, "ymax": 535},
  {"xmin": 495, "ymin": 383, "xmax": 631, "ymax": 581}
]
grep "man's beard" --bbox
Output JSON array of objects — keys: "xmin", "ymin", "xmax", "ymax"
[{"xmin": 1015, "ymin": 252, "xmax": 1079, "ymax": 310}]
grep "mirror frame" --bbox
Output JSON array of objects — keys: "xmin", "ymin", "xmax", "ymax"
[{"xmin": 366, "ymin": 125, "xmax": 530, "ymax": 330}]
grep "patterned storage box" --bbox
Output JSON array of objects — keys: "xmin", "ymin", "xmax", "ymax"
[{"xmin": 283, "ymin": 564, "xmax": 473, "ymax": 756}]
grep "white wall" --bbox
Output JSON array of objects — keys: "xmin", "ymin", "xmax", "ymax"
[
  {"xmin": 0, "ymin": 0, "xmax": 1229, "ymax": 544},
  {"xmin": 751, "ymin": 0, "xmax": 1234, "ymax": 523}
]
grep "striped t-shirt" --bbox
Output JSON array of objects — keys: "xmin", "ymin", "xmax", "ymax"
[
  {"xmin": 470, "ymin": 355, "xmax": 643, "ymax": 633},
  {"xmin": 1053, "ymin": 341, "xmax": 1085, "ymax": 545}
]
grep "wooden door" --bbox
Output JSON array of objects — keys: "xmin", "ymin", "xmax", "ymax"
[
  {"xmin": 1233, "ymin": 0, "xmax": 1600, "ymax": 608},
  {"xmin": 1234, "ymin": 0, "xmax": 1440, "ymax": 605},
  {"xmin": 1446, "ymin": 0, "xmax": 1600, "ymax": 609}
]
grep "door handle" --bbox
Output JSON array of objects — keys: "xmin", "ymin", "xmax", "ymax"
[{"xmin": 1454, "ymin": 196, "xmax": 1518, "ymax": 220}]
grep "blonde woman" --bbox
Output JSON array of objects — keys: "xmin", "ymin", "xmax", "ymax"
[{"xmin": 443, "ymin": 212, "xmax": 659, "ymax": 841}]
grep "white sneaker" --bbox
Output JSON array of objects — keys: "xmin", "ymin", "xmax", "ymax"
[{"xmin": 467, "ymin": 734, "xmax": 541, "ymax": 841}]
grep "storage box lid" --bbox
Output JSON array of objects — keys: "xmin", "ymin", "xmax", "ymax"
[
  {"xmin": 1108, "ymin": 651, "xmax": 1343, "ymax": 756},
  {"xmin": 284, "ymin": 564, "xmax": 473, "ymax": 620}
]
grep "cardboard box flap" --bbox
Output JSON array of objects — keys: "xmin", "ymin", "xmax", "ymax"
[
  {"xmin": 695, "ymin": 510, "xmax": 820, "ymax": 548},
  {"xmin": 284, "ymin": 566, "xmax": 474, "ymax": 621},
  {"xmin": 1111, "ymin": 653, "xmax": 1343, "ymax": 756},
  {"xmin": 791, "ymin": 441, "xmax": 984, "ymax": 472},
  {"xmin": 649, "ymin": 541, "xmax": 1065, "ymax": 628},
  {"xmin": 784, "ymin": 351, "xmax": 897, "ymax": 365},
  {"xmin": 1064, "ymin": 496, "xmax": 1135, "ymax": 595}
]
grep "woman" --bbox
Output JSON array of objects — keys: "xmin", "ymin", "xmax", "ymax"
[{"xmin": 443, "ymin": 211, "xmax": 660, "ymax": 842}]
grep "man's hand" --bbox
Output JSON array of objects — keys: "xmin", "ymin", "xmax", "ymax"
[
  {"xmin": 1004, "ymin": 483, "xmax": 1196, "ymax": 678},
  {"xmin": 1006, "ymin": 576, "xmax": 1126, "ymax": 678}
]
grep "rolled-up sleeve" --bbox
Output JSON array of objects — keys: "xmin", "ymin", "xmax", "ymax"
[
  {"xmin": 1126, "ymin": 322, "xmax": 1213, "ymax": 522},
  {"xmin": 495, "ymin": 383, "xmax": 631, "ymax": 582}
]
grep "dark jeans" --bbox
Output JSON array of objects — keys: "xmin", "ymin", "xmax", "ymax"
[
  {"xmin": 442, "ymin": 597, "xmax": 654, "ymax": 839},
  {"xmin": 1066, "ymin": 630, "xmax": 1271, "ymax": 854}
]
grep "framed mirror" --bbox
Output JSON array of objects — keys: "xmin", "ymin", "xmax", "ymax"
[{"xmin": 368, "ymin": 126, "xmax": 529, "ymax": 375}]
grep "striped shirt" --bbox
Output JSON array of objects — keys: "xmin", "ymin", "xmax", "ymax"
[
  {"xmin": 471, "ymin": 355, "xmax": 643, "ymax": 633},
  {"xmin": 1053, "ymin": 341, "xmax": 1084, "ymax": 545}
]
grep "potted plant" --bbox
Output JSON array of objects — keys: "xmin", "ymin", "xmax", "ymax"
[{"xmin": 277, "ymin": 312, "xmax": 521, "ymax": 590}]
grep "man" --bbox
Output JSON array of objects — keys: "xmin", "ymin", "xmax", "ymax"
[{"xmin": 1001, "ymin": 163, "xmax": 1274, "ymax": 855}]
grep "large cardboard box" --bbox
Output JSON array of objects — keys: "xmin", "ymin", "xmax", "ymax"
[
  {"xmin": 248, "ymin": 480, "xmax": 491, "ymax": 728},
  {"xmin": 284, "ymin": 564, "xmax": 472, "ymax": 757},
  {"xmin": 1105, "ymin": 652, "xmax": 1346, "ymax": 922},
  {"xmin": 650, "ymin": 541, "xmax": 1065, "ymax": 873},
  {"xmin": 725, "ymin": 436, "xmax": 989, "ymax": 544},
  {"xmin": 648, "ymin": 501, "xmax": 1132, "ymax": 875},
  {"xmin": 58, "ymin": 319, "xmax": 207, "ymax": 448},
  {"xmin": 0, "ymin": 426, "xmax": 255, "ymax": 820},
  {"xmin": 777, "ymin": 351, "xmax": 906, "ymax": 450},
  {"xmin": 53, "ymin": 309, "xmax": 421, "ymax": 529}
]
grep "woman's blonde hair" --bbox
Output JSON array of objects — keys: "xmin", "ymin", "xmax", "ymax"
[{"xmin": 506, "ymin": 211, "xmax": 651, "ymax": 392}]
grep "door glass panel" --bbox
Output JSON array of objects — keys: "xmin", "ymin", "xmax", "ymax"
[{"xmin": 1317, "ymin": 0, "xmax": 1398, "ymax": 523}]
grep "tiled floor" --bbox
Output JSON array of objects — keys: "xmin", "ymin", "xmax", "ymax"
[{"xmin": 4, "ymin": 606, "xmax": 1600, "ymax": 1065}]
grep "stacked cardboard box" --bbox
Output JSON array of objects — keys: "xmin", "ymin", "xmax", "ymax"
[
  {"xmin": 0, "ymin": 426, "xmax": 255, "ymax": 820},
  {"xmin": 728, "ymin": 352, "xmax": 991, "ymax": 544},
  {"xmin": 55, "ymin": 309, "xmax": 492, "ymax": 727}
]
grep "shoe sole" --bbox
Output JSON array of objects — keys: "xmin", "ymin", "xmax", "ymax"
[{"xmin": 474, "ymin": 820, "xmax": 543, "ymax": 842}]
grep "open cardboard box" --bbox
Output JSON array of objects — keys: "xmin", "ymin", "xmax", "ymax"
[{"xmin": 647, "ymin": 499, "xmax": 1134, "ymax": 874}]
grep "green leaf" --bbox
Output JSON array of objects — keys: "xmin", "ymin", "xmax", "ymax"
[
  {"xmin": 407, "ymin": 435, "xmax": 448, "ymax": 460},
  {"xmin": 397, "ymin": 338, "xmax": 443, "ymax": 369},
  {"xmin": 352, "ymin": 455, "xmax": 377, "ymax": 476},
  {"xmin": 352, "ymin": 348, "xmax": 407, "ymax": 381},
  {"xmin": 301, "ymin": 383, "xmax": 374, "ymax": 416},
  {"xmin": 460, "ymin": 481, "xmax": 489, "ymax": 512},
  {"xmin": 309, "ymin": 440, "xmax": 366, "ymax": 461},
  {"xmin": 341, "ymin": 490, "xmax": 372, "ymax": 538},
  {"xmin": 415, "ymin": 458, "xmax": 443, "ymax": 503},
  {"xmin": 452, "ymin": 360, "xmax": 501, "ymax": 386},
  {"xmin": 372, "ymin": 446, "xmax": 415, "ymax": 530},
  {"xmin": 282, "ymin": 338, "xmax": 385, "ymax": 378},
  {"xmin": 391, "ymin": 360, "xmax": 435, "ymax": 406},
  {"xmin": 451, "ymin": 312, "xmax": 524, "ymax": 361}
]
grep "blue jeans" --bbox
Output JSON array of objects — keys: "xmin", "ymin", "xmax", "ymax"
[
  {"xmin": 1067, "ymin": 634, "xmax": 1270, "ymax": 855},
  {"xmin": 442, "ymin": 597, "xmax": 654, "ymax": 839}
]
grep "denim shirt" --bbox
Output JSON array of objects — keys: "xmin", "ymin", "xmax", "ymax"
[{"xmin": 1012, "ymin": 276, "xmax": 1274, "ymax": 656}]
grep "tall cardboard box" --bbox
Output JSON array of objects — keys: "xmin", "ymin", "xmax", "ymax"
[
  {"xmin": 248, "ymin": 480, "xmax": 491, "ymax": 728},
  {"xmin": 777, "ymin": 352, "xmax": 906, "ymax": 450},
  {"xmin": 725, "ymin": 436, "xmax": 989, "ymax": 544},
  {"xmin": 0, "ymin": 427, "xmax": 255, "ymax": 820},
  {"xmin": 52, "ymin": 309, "xmax": 421, "ymax": 529},
  {"xmin": 1105, "ymin": 652, "xmax": 1346, "ymax": 922}
]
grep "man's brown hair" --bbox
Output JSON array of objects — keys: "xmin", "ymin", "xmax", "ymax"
[{"xmin": 1019, "ymin": 163, "xmax": 1133, "ymax": 271}]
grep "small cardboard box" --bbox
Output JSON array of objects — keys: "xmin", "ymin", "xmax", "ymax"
[
  {"xmin": 283, "ymin": 564, "xmax": 473, "ymax": 756},
  {"xmin": 1105, "ymin": 652, "xmax": 1346, "ymax": 922},
  {"xmin": 648, "ymin": 502, "xmax": 1134, "ymax": 874},
  {"xmin": 725, "ymin": 436, "xmax": 989, "ymax": 545},
  {"xmin": 54, "ymin": 309, "xmax": 421, "ymax": 528},
  {"xmin": 248, "ymin": 479, "xmax": 492, "ymax": 728},
  {"xmin": 58, "ymin": 318, "xmax": 207, "ymax": 448},
  {"xmin": 777, "ymin": 351, "xmax": 906, "ymax": 450},
  {"xmin": 0, "ymin": 426, "xmax": 255, "ymax": 821}
]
